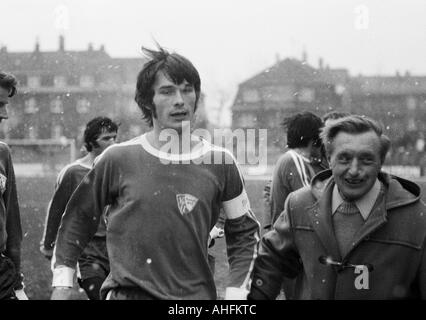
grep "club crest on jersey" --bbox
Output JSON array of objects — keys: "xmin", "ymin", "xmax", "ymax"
[
  {"xmin": 176, "ymin": 194, "xmax": 198, "ymax": 215},
  {"xmin": 0, "ymin": 173, "xmax": 6, "ymax": 194}
]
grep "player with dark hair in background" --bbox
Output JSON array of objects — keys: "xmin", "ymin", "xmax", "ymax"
[
  {"xmin": 0, "ymin": 71, "xmax": 27, "ymax": 300},
  {"xmin": 40, "ymin": 116, "xmax": 118, "ymax": 300}
]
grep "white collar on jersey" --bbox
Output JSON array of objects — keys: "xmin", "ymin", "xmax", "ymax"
[{"xmin": 140, "ymin": 133, "xmax": 211, "ymax": 161}]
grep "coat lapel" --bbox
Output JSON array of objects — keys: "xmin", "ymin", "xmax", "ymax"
[
  {"xmin": 309, "ymin": 179, "xmax": 342, "ymax": 261},
  {"xmin": 343, "ymin": 186, "xmax": 388, "ymax": 259}
]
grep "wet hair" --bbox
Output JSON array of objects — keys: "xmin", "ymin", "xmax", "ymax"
[
  {"xmin": 83, "ymin": 117, "xmax": 118, "ymax": 152},
  {"xmin": 320, "ymin": 115, "xmax": 391, "ymax": 164},
  {"xmin": 322, "ymin": 111, "xmax": 350, "ymax": 123},
  {"xmin": 134, "ymin": 46, "xmax": 201, "ymax": 127},
  {"xmin": 281, "ymin": 111, "xmax": 323, "ymax": 148},
  {"xmin": 0, "ymin": 71, "xmax": 17, "ymax": 97}
]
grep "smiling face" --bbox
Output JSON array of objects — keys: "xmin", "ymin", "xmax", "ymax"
[
  {"xmin": 151, "ymin": 71, "xmax": 196, "ymax": 133},
  {"xmin": 329, "ymin": 130, "xmax": 382, "ymax": 201}
]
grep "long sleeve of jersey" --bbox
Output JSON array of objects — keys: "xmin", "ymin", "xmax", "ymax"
[
  {"xmin": 248, "ymin": 194, "xmax": 302, "ymax": 300},
  {"xmin": 53, "ymin": 151, "xmax": 118, "ymax": 270},
  {"xmin": 42, "ymin": 169, "xmax": 79, "ymax": 250},
  {"xmin": 2, "ymin": 145, "xmax": 22, "ymax": 274},
  {"xmin": 221, "ymin": 158, "xmax": 260, "ymax": 299}
]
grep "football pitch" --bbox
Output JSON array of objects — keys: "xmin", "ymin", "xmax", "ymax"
[{"xmin": 17, "ymin": 176, "xmax": 426, "ymax": 299}]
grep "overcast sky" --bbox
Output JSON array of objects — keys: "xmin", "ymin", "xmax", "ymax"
[{"xmin": 1, "ymin": 0, "xmax": 425, "ymax": 125}]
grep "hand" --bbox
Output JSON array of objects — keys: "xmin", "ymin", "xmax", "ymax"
[
  {"xmin": 51, "ymin": 287, "xmax": 74, "ymax": 300},
  {"xmin": 40, "ymin": 245, "xmax": 53, "ymax": 260}
]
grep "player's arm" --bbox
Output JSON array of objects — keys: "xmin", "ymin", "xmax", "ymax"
[
  {"xmin": 221, "ymin": 158, "xmax": 260, "ymax": 300},
  {"xmin": 2, "ymin": 146, "xmax": 26, "ymax": 298},
  {"xmin": 248, "ymin": 194, "xmax": 302, "ymax": 300},
  {"xmin": 51, "ymin": 151, "xmax": 118, "ymax": 299},
  {"xmin": 269, "ymin": 157, "xmax": 290, "ymax": 229},
  {"xmin": 40, "ymin": 169, "xmax": 75, "ymax": 259}
]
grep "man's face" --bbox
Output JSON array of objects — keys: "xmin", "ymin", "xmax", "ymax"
[
  {"xmin": 151, "ymin": 71, "xmax": 196, "ymax": 133},
  {"xmin": 0, "ymin": 86, "xmax": 11, "ymax": 123},
  {"xmin": 93, "ymin": 130, "xmax": 117, "ymax": 155},
  {"xmin": 329, "ymin": 131, "xmax": 382, "ymax": 201}
]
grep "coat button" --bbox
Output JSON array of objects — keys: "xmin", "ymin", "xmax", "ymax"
[
  {"xmin": 255, "ymin": 279, "xmax": 263, "ymax": 286},
  {"xmin": 321, "ymin": 279, "xmax": 326, "ymax": 283}
]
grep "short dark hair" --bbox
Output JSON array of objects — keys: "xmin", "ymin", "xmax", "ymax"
[
  {"xmin": 0, "ymin": 71, "xmax": 17, "ymax": 97},
  {"xmin": 83, "ymin": 117, "xmax": 118, "ymax": 152},
  {"xmin": 322, "ymin": 111, "xmax": 350, "ymax": 123},
  {"xmin": 282, "ymin": 111, "xmax": 323, "ymax": 148},
  {"xmin": 320, "ymin": 115, "xmax": 390, "ymax": 164},
  {"xmin": 135, "ymin": 46, "xmax": 201, "ymax": 127}
]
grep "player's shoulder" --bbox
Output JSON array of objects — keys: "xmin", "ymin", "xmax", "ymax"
[
  {"xmin": 95, "ymin": 135, "xmax": 144, "ymax": 163},
  {"xmin": 201, "ymin": 138, "xmax": 237, "ymax": 165},
  {"xmin": 0, "ymin": 141, "xmax": 12, "ymax": 155},
  {"xmin": 276, "ymin": 151, "xmax": 296, "ymax": 166},
  {"xmin": 57, "ymin": 160, "xmax": 89, "ymax": 182}
]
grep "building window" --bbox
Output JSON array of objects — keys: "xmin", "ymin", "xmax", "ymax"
[
  {"xmin": 261, "ymin": 86, "xmax": 293, "ymax": 102},
  {"xmin": 237, "ymin": 113, "xmax": 256, "ymax": 127},
  {"xmin": 298, "ymin": 88, "xmax": 315, "ymax": 102},
  {"xmin": 80, "ymin": 75, "xmax": 94, "ymax": 88},
  {"xmin": 242, "ymin": 89, "xmax": 260, "ymax": 103},
  {"xmin": 28, "ymin": 76, "xmax": 40, "ymax": 88},
  {"xmin": 407, "ymin": 118, "xmax": 417, "ymax": 131},
  {"xmin": 50, "ymin": 98, "xmax": 63, "ymax": 114},
  {"xmin": 25, "ymin": 98, "xmax": 38, "ymax": 113},
  {"xmin": 76, "ymin": 98, "xmax": 90, "ymax": 114},
  {"xmin": 51, "ymin": 125, "xmax": 63, "ymax": 139},
  {"xmin": 27, "ymin": 126, "xmax": 38, "ymax": 139},
  {"xmin": 406, "ymin": 96, "xmax": 416, "ymax": 110},
  {"xmin": 54, "ymin": 76, "xmax": 67, "ymax": 88}
]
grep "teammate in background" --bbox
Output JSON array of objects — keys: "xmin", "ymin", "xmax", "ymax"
[
  {"xmin": 40, "ymin": 117, "xmax": 118, "ymax": 300},
  {"xmin": 50, "ymin": 46, "xmax": 260, "ymax": 300},
  {"xmin": 0, "ymin": 71, "xmax": 27, "ymax": 300},
  {"xmin": 267, "ymin": 111, "xmax": 323, "ymax": 229}
]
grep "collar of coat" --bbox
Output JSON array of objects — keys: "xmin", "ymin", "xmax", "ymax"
[{"xmin": 305, "ymin": 169, "xmax": 421, "ymax": 260}]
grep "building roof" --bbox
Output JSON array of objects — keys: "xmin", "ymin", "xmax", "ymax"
[
  {"xmin": 348, "ymin": 75, "xmax": 426, "ymax": 95},
  {"xmin": 240, "ymin": 58, "xmax": 334, "ymax": 88},
  {"xmin": 0, "ymin": 37, "xmax": 145, "ymax": 81}
]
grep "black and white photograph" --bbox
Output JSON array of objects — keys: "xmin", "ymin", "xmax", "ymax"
[{"xmin": 0, "ymin": 0, "xmax": 425, "ymax": 307}]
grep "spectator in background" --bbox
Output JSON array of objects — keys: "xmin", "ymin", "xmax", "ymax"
[{"xmin": 0, "ymin": 71, "xmax": 27, "ymax": 300}]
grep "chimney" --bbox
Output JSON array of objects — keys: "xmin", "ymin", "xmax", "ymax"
[
  {"xmin": 275, "ymin": 52, "xmax": 280, "ymax": 63},
  {"xmin": 100, "ymin": 44, "xmax": 105, "ymax": 52},
  {"xmin": 405, "ymin": 70, "xmax": 411, "ymax": 77},
  {"xmin": 88, "ymin": 42, "xmax": 93, "ymax": 51},
  {"xmin": 318, "ymin": 57, "xmax": 323, "ymax": 70},
  {"xmin": 0, "ymin": 46, "xmax": 7, "ymax": 53},
  {"xmin": 396, "ymin": 70, "xmax": 400, "ymax": 77},
  {"xmin": 59, "ymin": 35, "xmax": 65, "ymax": 51},
  {"xmin": 302, "ymin": 49, "xmax": 307, "ymax": 63},
  {"xmin": 35, "ymin": 38, "xmax": 40, "ymax": 52}
]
